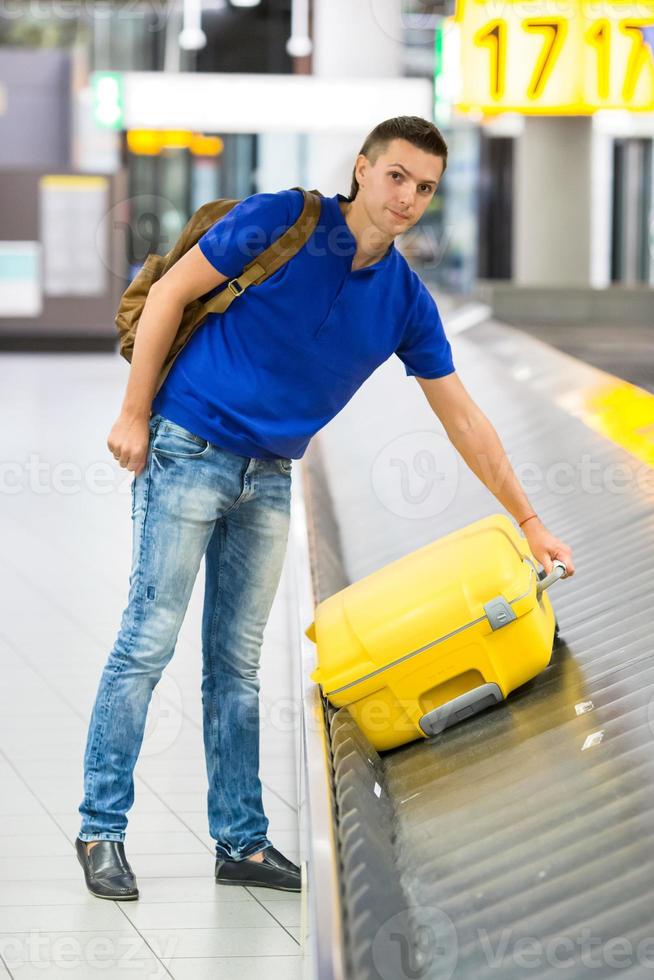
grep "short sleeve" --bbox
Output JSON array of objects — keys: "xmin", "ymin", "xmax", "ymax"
[
  {"xmin": 197, "ymin": 189, "xmax": 303, "ymax": 280},
  {"xmin": 395, "ymin": 278, "xmax": 455, "ymax": 379}
]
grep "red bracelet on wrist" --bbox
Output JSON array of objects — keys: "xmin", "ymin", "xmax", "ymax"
[{"xmin": 518, "ymin": 514, "xmax": 538, "ymax": 528}]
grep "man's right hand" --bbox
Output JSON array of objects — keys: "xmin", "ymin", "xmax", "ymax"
[{"xmin": 107, "ymin": 413, "xmax": 152, "ymax": 476}]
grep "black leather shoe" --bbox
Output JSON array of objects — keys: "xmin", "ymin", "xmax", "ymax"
[
  {"xmin": 215, "ymin": 845, "xmax": 301, "ymax": 892},
  {"xmin": 75, "ymin": 837, "xmax": 139, "ymax": 900}
]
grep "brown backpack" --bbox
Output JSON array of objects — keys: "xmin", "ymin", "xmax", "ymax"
[{"xmin": 115, "ymin": 186, "xmax": 323, "ymax": 397}]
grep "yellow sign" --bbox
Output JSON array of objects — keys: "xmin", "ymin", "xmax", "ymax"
[
  {"xmin": 454, "ymin": 0, "xmax": 654, "ymax": 113},
  {"xmin": 126, "ymin": 130, "xmax": 224, "ymax": 157}
]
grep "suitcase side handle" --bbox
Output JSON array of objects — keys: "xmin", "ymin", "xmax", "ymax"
[
  {"xmin": 536, "ymin": 560, "xmax": 567, "ymax": 595},
  {"xmin": 418, "ymin": 682, "xmax": 503, "ymax": 737}
]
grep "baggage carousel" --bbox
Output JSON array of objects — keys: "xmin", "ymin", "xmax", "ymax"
[{"xmin": 291, "ymin": 306, "xmax": 654, "ymax": 980}]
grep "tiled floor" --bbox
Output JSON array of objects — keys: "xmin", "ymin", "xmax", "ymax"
[{"xmin": 0, "ymin": 352, "xmax": 304, "ymax": 978}]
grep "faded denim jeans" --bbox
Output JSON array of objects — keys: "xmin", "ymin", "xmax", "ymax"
[{"xmin": 78, "ymin": 413, "xmax": 292, "ymax": 861}]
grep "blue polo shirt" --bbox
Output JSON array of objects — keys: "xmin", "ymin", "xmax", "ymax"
[{"xmin": 151, "ymin": 188, "xmax": 455, "ymax": 460}]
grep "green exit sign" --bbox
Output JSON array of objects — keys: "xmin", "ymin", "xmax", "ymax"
[{"xmin": 91, "ymin": 72, "xmax": 124, "ymax": 129}]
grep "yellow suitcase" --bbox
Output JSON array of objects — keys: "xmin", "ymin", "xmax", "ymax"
[{"xmin": 306, "ymin": 513, "xmax": 567, "ymax": 751}]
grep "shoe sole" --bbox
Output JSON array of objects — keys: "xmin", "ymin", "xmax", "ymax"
[
  {"xmin": 85, "ymin": 888, "xmax": 139, "ymax": 901},
  {"xmin": 215, "ymin": 877, "xmax": 301, "ymax": 893},
  {"xmin": 76, "ymin": 850, "xmax": 139, "ymax": 901}
]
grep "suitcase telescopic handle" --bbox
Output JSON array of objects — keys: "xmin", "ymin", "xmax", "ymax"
[{"xmin": 536, "ymin": 559, "xmax": 567, "ymax": 595}]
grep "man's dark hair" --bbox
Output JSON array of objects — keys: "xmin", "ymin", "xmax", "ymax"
[{"xmin": 347, "ymin": 115, "xmax": 448, "ymax": 201}]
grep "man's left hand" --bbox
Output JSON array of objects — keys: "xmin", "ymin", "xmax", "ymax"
[{"xmin": 522, "ymin": 519, "xmax": 575, "ymax": 578}]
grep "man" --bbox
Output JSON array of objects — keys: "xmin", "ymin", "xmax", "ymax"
[{"xmin": 76, "ymin": 115, "xmax": 575, "ymax": 901}]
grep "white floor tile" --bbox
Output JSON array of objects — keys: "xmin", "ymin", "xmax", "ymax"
[
  {"xmin": 0, "ymin": 930, "xmax": 153, "ymax": 967},
  {"xmin": 114, "ymin": 832, "xmax": 209, "ymax": 856},
  {"xmin": 0, "ymin": 902, "xmax": 128, "ymax": 933},
  {"xmin": 126, "ymin": 877, "xmax": 254, "ymax": 904},
  {"xmin": 0, "ymin": 834, "xmax": 73, "ymax": 858},
  {"xmin": 168, "ymin": 956, "xmax": 303, "ymax": 980},
  {"xmin": 246, "ymin": 886, "xmax": 303, "ymax": 905},
  {"xmin": 142, "ymin": 925, "xmax": 299, "ymax": 959},
  {"xmin": 0, "ymin": 814, "xmax": 63, "ymax": 836},
  {"xmin": 0, "ymin": 957, "xmax": 171, "ymax": 979},
  {"xmin": 123, "ymin": 854, "xmax": 212, "ymax": 878},
  {"xmin": 0, "ymin": 856, "xmax": 82, "ymax": 881},
  {"xmin": 121, "ymin": 900, "xmax": 279, "ymax": 930},
  {"xmin": 253, "ymin": 898, "xmax": 302, "ymax": 929}
]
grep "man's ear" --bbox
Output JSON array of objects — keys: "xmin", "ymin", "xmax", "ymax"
[{"xmin": 355, "ymin": 154, "xmax": 368, "ymax": 186}]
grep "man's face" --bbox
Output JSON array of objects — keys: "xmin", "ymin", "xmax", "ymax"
[{"xmin": 357, "ymin": 138, "xmax": 444, "ymax": 236}]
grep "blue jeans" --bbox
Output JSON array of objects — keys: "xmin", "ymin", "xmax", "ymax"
[{"xmin": 78, "ymin": 413, "xmax": 292, "ymax": 861}]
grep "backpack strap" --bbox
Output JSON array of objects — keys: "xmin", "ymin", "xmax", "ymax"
[{"xmin": 200, "ymin": 187, "xmax": 323, "ymax": 320}]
